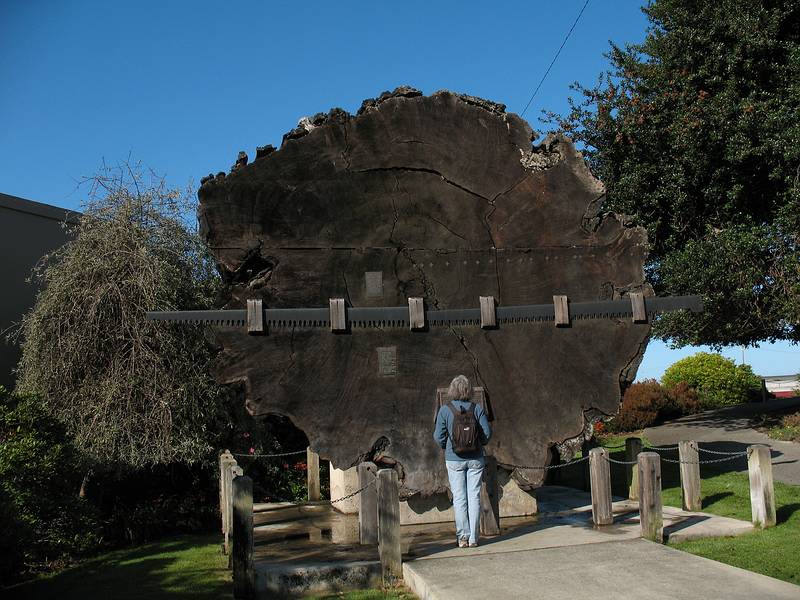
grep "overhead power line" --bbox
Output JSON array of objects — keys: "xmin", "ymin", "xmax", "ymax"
[{"xmin": 520, "ymin": 0, "xmax": 591, "ymax": 117}]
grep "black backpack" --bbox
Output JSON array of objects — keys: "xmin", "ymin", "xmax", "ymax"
[{"xmin": 447, "ymin": 401, "xmax": 480, "ymax": 455}]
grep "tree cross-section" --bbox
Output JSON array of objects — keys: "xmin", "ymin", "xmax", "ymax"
[{"xmin": 198, "ymin": 87, "xmax": 652, "ymax": 495}]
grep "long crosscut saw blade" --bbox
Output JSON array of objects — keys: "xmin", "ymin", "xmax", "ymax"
[{"xmin": 146, "ymin": 295, "xmax": 702, "ymax": 329}]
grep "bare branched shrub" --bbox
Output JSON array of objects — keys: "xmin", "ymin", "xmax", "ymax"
[{"xmin": 15, "ymin": 163, "xmax": 225, "ymax": 467}]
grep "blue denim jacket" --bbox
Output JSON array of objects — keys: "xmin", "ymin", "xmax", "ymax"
[{"xmin": 433, "ymin": 399, "xmax": 491, "ymax": 461}]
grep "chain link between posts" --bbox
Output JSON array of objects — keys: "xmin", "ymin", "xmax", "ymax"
[
  {"xmin": 311, "ymin": 478, "xmax": 375, "ymax": 505},
  {"xmin": 227, "ymin": 441, "xmax": 752, "ymax": 502},
  {"xmin": 601, "ymin": 450, "xmax": 749, "ymax": 466},
  {"xmin": 697, "ymin": 447, "xmax": 747, "ymax": 456},
  {"xmin": 503, "ymin": 454, "xmax": 591, "ymax": 471},
  {"xmin": 660, "ymin": 453, "xmax": 747, "ymax": 465},
  {"xmin": 231, "ymin": 449, "xmax": 308, "ymax": 458},
  {"xmin": 603, "ymin": 455, "xmax": 639, "ymax": 465},
  {"xmin": 261, "ymin": 478, "xmax": 376, "ymax": 506}
]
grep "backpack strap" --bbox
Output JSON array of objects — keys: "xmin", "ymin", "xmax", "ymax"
[{"xmin": 446, "ymin": 400, "xmax": 475, "ymax": 415}]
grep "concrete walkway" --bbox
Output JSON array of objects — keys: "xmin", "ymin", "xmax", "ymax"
[
  {"xmin": 403, "ymin": 487, "xmax": 799, "ymax": 600},
  {"xmin": 644, "ymin": 396, "xmax": 800, "ymax": 485},
  {"xmin": 404, "ymin": 538, "xmax": 800, "ymax": 600}
]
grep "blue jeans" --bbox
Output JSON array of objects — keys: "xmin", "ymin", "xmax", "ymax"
[{"xmin": 446, "ymin": 458, "xmax": 485, "ymax": 544}]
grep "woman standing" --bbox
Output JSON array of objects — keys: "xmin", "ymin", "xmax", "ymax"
[{"xmin": 433, "ymin": 374, "xmax": 492, "ymax": 548}]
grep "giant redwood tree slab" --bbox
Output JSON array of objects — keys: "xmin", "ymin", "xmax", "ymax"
[{"xmin": 199, "ymin": 87, "xmax": 651, "ymax": 496}]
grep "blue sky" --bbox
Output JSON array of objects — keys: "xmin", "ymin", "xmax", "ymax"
[{"xmin": 1, "ymin": 1, "xmax": 797, "ymax": 379}]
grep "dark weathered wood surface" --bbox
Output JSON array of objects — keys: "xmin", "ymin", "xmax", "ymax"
[
  {"xmin": 376, "ymin": 468, "xmax": 402, "ymax": 582},
  {"xmin": 232, "ymin": 474, "xmax": 254, "ymax": 599},
  {"xmin": 307, "ymin": 447, "xmax": 320, "ymax": 502},
  {"xmin": 638, "ymin": 452, "xmax": 663, "ymax": 543},
  {"xmin": 358, "ymin": 462, "xmax": 379, "ymax": 545},
  {"xmin": 480, "ymin": 456, "xmax": 500, "ymax": 536},
  {"xmin": 625, "ymin": 437, "xmax": 643, "ymax": 501},
  {"xmin": 200, "ymin": 88, "xmax": 651, "ymax": 495}
]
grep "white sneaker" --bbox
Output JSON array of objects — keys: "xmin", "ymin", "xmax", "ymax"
[{"xmin": 458, "ymin": 538, "xmax": 468, "ymax": 548}]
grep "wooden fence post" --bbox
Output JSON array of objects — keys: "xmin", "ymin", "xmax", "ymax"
[
  {"xmin": 219, "ymin": 451, "xmax": 235, "ymax": 541},
  {"xmin": 638, "ymin": 452, "xmax": 663, "ymax": 543},
  {"xmin": 589, "ymin": 447, "xmax": 613, "ymax": 526},
  {"xmin": 581, "ymin": 438, "xmax": 597, "ymax": 491},
  {"xmin": 625, "ymin": 437, "xmax": 642, "ymax": 500},
  {"xmin": 307, "ymin": 447, "xmax": 320, "ymax": 501},
  {"xmin": 480, "ymin": 456, "xmax": 500, "ymax": 536},
  {"xmin": 747, "ymin": 444, "xmax": 776, "ymax": 528},
  {"xmin": 228, "ymin": 465, "xmax": 243, "ymax": 557},
  {"xmin": 678, "ymin": 441, "xmax": 701, "ymax": 511},
  {"xmin": 221, "ymin": 457, "xmax": 239, "ymax": 555},
  {"xmin": 376, "ymin": 469, "xmax": 402, "ymax": 583},
  {"xmin": 232, "ymin": 474, "xmax": 254, "ymax": 599},
  {"xmin": 358, "ymin": 462, "xmax": 378, "ymax": 545}
]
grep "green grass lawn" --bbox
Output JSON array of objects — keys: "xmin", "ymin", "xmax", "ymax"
[
  {"xmin": 4, "ymin": 533, "xmax": 414, "ymax": 600},
  {"xmin": 664, "ymin": 472, "xmax": 800, "ymax": 586},
  {"xmin": 595, "ymin": 439, "xmax": 800, "ymax": 586},
  {"xmin": 4, "ymin": 534, "xmax": 233, "ymax": 600}
]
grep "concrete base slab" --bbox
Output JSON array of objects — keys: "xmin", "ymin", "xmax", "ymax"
[
  {"xmin": 334, "ymin": 464, "xmax": 538, "ymax": 524},
  {"xmin": 252, "ymin": 486, "xmax": 763, "ymax": 598},
  {"xmin": 256, "ymin": 560, "xmax": 381, "ymax": 599},
  {"xmin": 403, "ymin": 538, "xmax": 800, "ymax": 600}
]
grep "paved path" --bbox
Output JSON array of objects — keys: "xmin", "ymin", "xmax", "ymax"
[
  {"xmin": 644, "ymin": 397, "xmax": 800, "ymax": 485},
  {"xmin": 401, "ymin": 486, "xmax": 800, "ymax": 600},
  {"xmin": 404, "ymin": 538, "xmax": 800, "ymax": 600}
]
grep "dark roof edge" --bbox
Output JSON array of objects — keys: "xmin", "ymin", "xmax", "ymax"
[{"xmin": 0, "ymin": 192, "xmax": 81, "ymax": 224}]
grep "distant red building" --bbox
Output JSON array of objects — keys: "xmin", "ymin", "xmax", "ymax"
[{"xmin": 764, "ymin": 374, "xmax": 799, "ymax": 398}]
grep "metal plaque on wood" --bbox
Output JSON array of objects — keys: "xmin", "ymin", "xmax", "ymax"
[
  {"xmin": 365, "ymin": 271, "xmax": 384, "ymax": 299},
  {"xmin": 377, "ymin": 346, "xmax": 397, "ymax": 377},
  {"xmin": 435, "ymin": 386, "xmax": 493, "ymax": 424}
]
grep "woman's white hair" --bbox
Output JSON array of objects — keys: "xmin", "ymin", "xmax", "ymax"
[{"xmin": 448, "ymin": 374, "xmax": 471, "ymax": 401}]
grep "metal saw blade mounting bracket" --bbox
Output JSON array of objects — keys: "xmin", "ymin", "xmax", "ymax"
[{"xmin": 146, "ymin": 294, "xmax": 703, "ymax": 333}]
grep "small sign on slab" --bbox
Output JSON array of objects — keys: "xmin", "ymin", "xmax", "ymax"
[
  {"xmin": 377, "ymin": 346, "xmax": 398, "ymax": 377},
  {"xmin": 365, "ymin": 271, "xmax": 384, "ymax": 299}
]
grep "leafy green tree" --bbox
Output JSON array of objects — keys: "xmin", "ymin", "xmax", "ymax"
[
  {"xmin": 15, "ymin": 165, "xmax": 225, "ymax": 468},
  {"xmin": 0, "ymin": 386, "xmax": 101, "ymax": 583},
  {"xmin": 546, "ymin": 0, "xmax": 799, "ymax": 347},
  {"xmin": 662, "ymin": 352, "xmax": 762, "ymax": 408}
]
